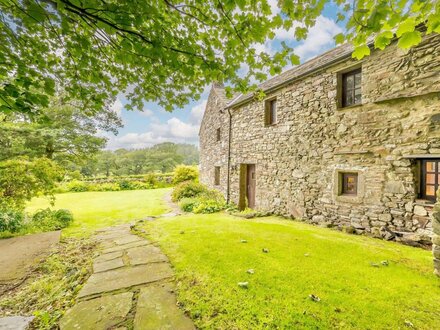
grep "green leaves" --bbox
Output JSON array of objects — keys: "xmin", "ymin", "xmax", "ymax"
[
  {"xmin": 398, "ymin": 31, "xmax": 422, "ymax": 49},
  {"xmin": 396, "ymin": 18, "xmax": 416, "ymax": 37},
  {"xmin": 374, "ymin": 31, "xmax": 394, "ymax": 50},
  {"xmin": 352, "ymin": 45, "xmax": 370, "ymax": 60}
]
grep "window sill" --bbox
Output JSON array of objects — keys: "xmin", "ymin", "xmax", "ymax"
[
  {"xmin": 414, "ymin": 199, "xmax": 435, "ymax": 207},
  {"xmin": 337, "ymin": 103, "xmax": 363, "ymax": 111}
]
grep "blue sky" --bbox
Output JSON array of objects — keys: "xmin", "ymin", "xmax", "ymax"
[{"xmin": 105, "ymin": 1, "xmax": 344, "ymax": 150}]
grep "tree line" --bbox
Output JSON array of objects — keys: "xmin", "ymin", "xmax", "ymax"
[{"xmin": 72, "ymin": 143, "xmax": 199, "ymax": 178}]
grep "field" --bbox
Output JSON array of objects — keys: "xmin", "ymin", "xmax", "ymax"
[
  {"xmin": 138, "ymin": 213, "xmax": 440, "ymax": 329},
  {"xmin": 26, "ymin": 189, "xmax": 171, "ymax": 237},
  {"xmin": 23, "ymin": 190, "xmax": 440, "ymax": 328}
]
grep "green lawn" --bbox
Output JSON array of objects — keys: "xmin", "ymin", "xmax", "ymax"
[
  {"xmin": 138, "ymin": 213, "xmax": 440, "ymax": 329},
  {"xmin": 27, "ymin": 189, "xmax": 171, "ymax": 237}
]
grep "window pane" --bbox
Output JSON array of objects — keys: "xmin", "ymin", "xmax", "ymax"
[
  {"xmin": 354, "ymin": 73, "xmax": 361, "ymax": 87},
  {"xmin": 345, "ymin": 75, "xmax": 354, "ymax": 89},
  {"xmin": 345, "ymin": 93, "xmax": 353, "ymax": 106},
  {"xmin": 342, "ymin": 173, "xmax": 358, "ymax": 195},
  {"xmin": 354, "ymin": 88, "xmax": 361, "ymax": 104},
  {"xmin": 426, "ymin": 173, "xmax": 436, "ymax": 184},
  {"xmin": 426, "ymin": 161, "xmax": 436, "ymax": 172},
  {"xmin": 426, "ymin": 185, "xmax": 436, "ymax": 196}
]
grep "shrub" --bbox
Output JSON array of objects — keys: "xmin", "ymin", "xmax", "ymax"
[
  {"xmin": 0, "ymin": 209, "xmax": 25, "ymax": 233},
  {"xmin": 171, "ymin": 181, "xmax": 208, "ymax": 202},
  {"xmin": 66, "ymin": 180, "xmax": 89, "ymax": 192},
  {"xmin": 193, "ymin": 199, "xmax": 225, "ymax": 214},
  {"xmin": 32, "ymin": 208, "xmax": 74, "ymax": 231},
  {"xmin": 178, "ymin": 198, "xmax": 199, "ymax": 212},
  {"xmin": 173, "ymin": 165, "xmax": 199, "ymax": 184}
]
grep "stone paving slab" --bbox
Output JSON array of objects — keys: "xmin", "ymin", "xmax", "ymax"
[
  {"xmin": 101, "ymin": 240, "xmax": 150, "ymax": 254},
  {"xmin": 134, "ymin": 283, "xmax": 194, "ymax": 330},
  {"xmin": 93, "ymin": 257, "xmax": 125, "ymax": 273},
  {"xmin": 127, "ymin": 245, "xmax": 168, "ymax": 265},
  {"xmin": 0, "ymin": 316, "xmax": 34, "ymax": 330},
  {"xmin": 60, "ymin": 292, "xmax": 133, "ymax": 330},
  {"xmin": 94, "ymin": 250, "xmax": 123, "ymax": 263},
  {"xmin": 78, "ymin": 263, "xmax": 173, "ymax": 298},
  {"xmin": 60, "ymin": 220, "xmax": 194, "ymax": 329}
]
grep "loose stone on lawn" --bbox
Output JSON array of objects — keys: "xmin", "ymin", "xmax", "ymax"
[
  {"xmin": 93, "ymin": 257, "xmax": 125, "ymax": 273},
  {"xmin": 127, "ymin": 245, "xmax": 168, "ymax": 265},
  {"xmin": 0, "ymin": 316, "xmax": 34, "ymax": 330},
  {"xmin": 78, "ymin": 263, "xmax": 173, "ymax": 298},
  {"xmin": 60, "ymin": 292, "xmax": 133, "ymax": 330},
  {"xmin": 134, "ymin": 283, "xmax": 194, "ymax": 330}
]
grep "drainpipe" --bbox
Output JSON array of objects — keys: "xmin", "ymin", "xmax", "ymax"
[{"xmin": 226, "ymin": 107, "xmax": 232, "ymax": 204}]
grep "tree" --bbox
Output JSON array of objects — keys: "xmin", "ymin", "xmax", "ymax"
[
  {"xmin": 0, "ymin": 157, "xmax": 63, "ymax": 210},
  {"xmin": 0, "ymin": 99, "xmax": 121, "ymax": 165},
  {"xmin": 1, "ymin": 0, "xmax": 438, "ymax": 117}
]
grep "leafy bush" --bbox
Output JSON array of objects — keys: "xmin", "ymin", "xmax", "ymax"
[
  {"xmin": 193, "ymin": 200, "xmax": 225, "ymax": 214},
  {"xmin": 173, "ymin": 165, "xmax": 199, "ymax": 184},
  {"xmin": 32, "ymin": 208, "xmax": 74, "ymax": 231},
  {"xmin": 171, "ymin": 181, "xmax": 208, "ymax": 202},
  {"xmin": 0, "ymin": 209, "xmax": 24, "ymax": 233},
  {"xmin": 66, "ymin": 180, "xmax": 89, "ymax": 192},
  {"xmin": 173, "ymin": 182, "xmax": 226, "ymax": 214},
  {"xmin": 178, "ymin": 198, "xmax": 199, "ymax": 212}
]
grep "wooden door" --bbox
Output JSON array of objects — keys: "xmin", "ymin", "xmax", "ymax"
[{"xmin": 246, "ymin": 164, "xmax": 256, "ymax": 209}]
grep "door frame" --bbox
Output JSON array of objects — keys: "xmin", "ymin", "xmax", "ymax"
[{"xmin": 239, "ymin": 163, "xmax": 256, "ymax": 210}]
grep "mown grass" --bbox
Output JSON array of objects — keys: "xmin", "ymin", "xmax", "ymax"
[
  {"xmin": 139, "ymin": 213, "xmax": 440, "ymax": 329},
  {"xmin": 27, "ymin": 189, "xmax": 171, "ymax": 237}
]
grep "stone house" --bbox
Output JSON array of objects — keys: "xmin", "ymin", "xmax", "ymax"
[{"xmin": 199, "ymin": 33, "xmax": 440, "ymax": 247}]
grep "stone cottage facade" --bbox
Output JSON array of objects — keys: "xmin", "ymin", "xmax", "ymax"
[{"xmin": 199, "ymin": 33, "xmax": 440, "ymax": 248}]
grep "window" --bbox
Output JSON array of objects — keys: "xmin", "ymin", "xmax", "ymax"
[
  {"xmin": 214, "ymin": 166, "xmax": 220, "ymax": 185},
  {"xmin": 341, "ymin": 173, "xmax": 358, "ymax": 195},
  {"xmin": 420, "ymin": 160, "xmax": 440, "ymax": 201},
  {"xmin": 265, "ymin": 98, "xmax": 277, "ymax": 126},
  {"xmin": 341, "ymin": 68, "xmax": 362, "ymax": 107},
  {"xmin": 216, "ymin": 128, "xmax": 221, "ymax": 142}
]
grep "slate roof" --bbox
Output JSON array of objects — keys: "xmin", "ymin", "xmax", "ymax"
[{"xmin": 227, "ymin": 42, "xmax": 355, "ymax": 108}]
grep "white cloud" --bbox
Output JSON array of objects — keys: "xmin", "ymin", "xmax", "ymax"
[
  {"xmin": 293, "ymin": 16, "xmax": 342, "ymax": 61},
  {"xmin": 110, "ymin": 97, "xmax": 123, "ymax": 117},
  {"xmin": 140, "ymin": 108, "xmax": 154, "ymax": 117},
  {"xmin": 105, "ymin": 99, "xmax": 207, "ymax": 149}
]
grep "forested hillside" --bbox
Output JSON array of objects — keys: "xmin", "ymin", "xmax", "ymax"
[{"xmin": 71, "ymin": 143, "xmax": 199, "ymax": 177}]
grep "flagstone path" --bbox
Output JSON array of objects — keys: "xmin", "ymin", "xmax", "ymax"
[{"xmin": 59, "ymin": 223, "xmax": 194, "ymax": 330}]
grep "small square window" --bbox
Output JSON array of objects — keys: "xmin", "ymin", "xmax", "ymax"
[
  {"xmin": 420, "ymin": 159, "xmax": 440, "ymax": 201},
  {"xmin": 341, "ymin": 173, "xmax": 358, "ymax": 195},
  {"xmin": 341, "ymin": 68, "xmax": 362, "ymax": 107},
  {"xmin": 214, "ymin": 166, "xmax": 220, "ymax": 185},
  {"xmin": 216, "ymin": 128, "xmax": 221, "ymax": 142},
  {"xmin": 265, "ymin": 98, "xmax": 277, "ymax": 126}
]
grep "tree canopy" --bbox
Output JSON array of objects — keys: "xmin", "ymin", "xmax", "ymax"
[{"xmin": 1, "ymin": 0, "xmax": 439, "ymax": 116}]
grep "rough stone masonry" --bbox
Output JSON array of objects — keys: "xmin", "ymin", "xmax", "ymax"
[{"xmin": 199, "ymin": 33, "xmax": 440, "ymax": 270}]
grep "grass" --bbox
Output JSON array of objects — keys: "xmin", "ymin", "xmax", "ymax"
[
  {"xmin": 27, "ymin": 188, "xmax": 170, "ymax": 237},
  {"xmin": 138, "ymin": 213, "xmax": 440, "ymax": 329}
]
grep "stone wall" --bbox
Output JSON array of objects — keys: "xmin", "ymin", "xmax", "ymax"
[
  {"xmin": 198, "ymin": 85, "xmax": 230, "ymax": 198},
  {"xmin": 199, "ymin": 34, "xmax": 440, "ymax": 246}
]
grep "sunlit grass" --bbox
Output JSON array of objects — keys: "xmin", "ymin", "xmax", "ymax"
[
  {"xmin": 139, "ymin": 213, "xmax": 440, "ymax": 329},
  {"xmin": 27, "ymin": 189, "xmax": 171, "ymax": 237}
]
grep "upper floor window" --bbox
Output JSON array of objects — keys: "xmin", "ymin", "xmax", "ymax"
[
  {"xmin": 420, "ymin": 159, "xmax": 440, "ymax": 201},
  {"xmin": 342, "ymin": 68, "xmax": 362, "ymax": 107},
  {"xmin": 216, "ymin": 128, "xmax": 221, "ymax": 142},
  {"xmin": 265, "ymin": 98, "xmax": 277, "ymax": 126}
]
